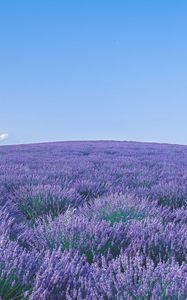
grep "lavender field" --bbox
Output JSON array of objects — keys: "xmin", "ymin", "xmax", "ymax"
[{"xmin": 0, "ymin": 141, "xmax": 187, "ymax": 300}]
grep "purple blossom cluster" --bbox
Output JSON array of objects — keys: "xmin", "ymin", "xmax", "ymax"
[{"xmin": 0, "ymin": 141, "xmax": 187, "ymax": 299}]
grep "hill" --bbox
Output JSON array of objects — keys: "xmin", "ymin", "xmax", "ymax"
[{"xmin": 0, "ymin": 141, "xmax": 187, "ymax": 299}]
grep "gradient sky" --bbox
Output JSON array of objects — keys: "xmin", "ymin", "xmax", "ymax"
[{"xmin": 1, "ymin": 0, "xmax": 187, "ymax": 145}]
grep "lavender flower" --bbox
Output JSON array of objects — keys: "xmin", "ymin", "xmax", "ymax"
[{"xmin": 0, "ymin": 141, "xmax": 187, "ymax": 299}]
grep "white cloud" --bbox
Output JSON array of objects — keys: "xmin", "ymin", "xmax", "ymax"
[{"xmin": 0, "ymin": 133, "xmax": 9, "ymax": 141}]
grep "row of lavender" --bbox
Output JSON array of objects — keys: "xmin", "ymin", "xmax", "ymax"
[{"xmin": 0, "ymin": 141, "xmax": 187, "ymax": 299}]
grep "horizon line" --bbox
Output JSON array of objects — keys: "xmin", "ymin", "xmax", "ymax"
[{"xmin": 1, "ymin": 139, "xmax": 187, "ymax": 148}]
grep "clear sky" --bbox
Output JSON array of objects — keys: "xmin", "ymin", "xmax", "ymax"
[{"xmin": 0, "ymin": 0, "xmax": 187, "ymax": 145}]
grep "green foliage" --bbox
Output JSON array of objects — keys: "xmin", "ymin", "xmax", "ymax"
[
  {"xmin": 18, "ymin": 195, "xmax": 67, "ymax": 222},
  {"xmin": 158, "ymin": 195, "xmax": 186, "ymax": 209},
  {"xmin": 101, "ymin": 208, "xmax": 146, "ymax": 225},
  {"xmin": 0, "ymin": 272, "xmax": 31, "ymax": 300}
]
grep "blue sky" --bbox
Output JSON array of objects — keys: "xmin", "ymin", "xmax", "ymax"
[{"xmin": 1, "ymin": 0, "xmax": 187, "ymax": 145}]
